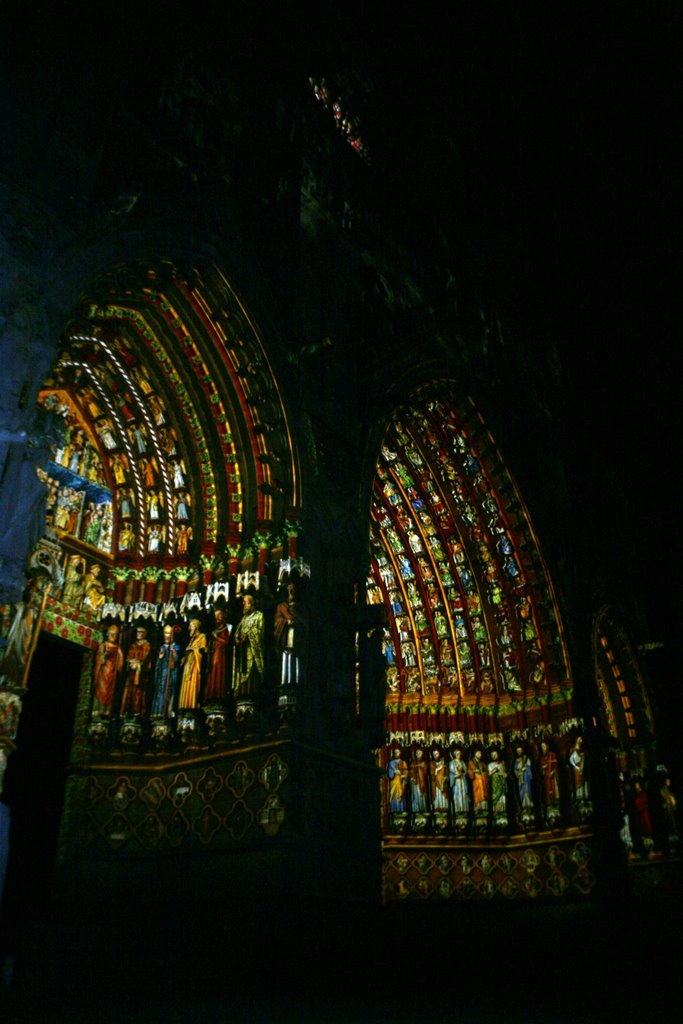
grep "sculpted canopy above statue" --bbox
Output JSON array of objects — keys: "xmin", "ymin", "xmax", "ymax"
[{"xmin": 79, "ymin": 570, "xmax": 310, "ymax": 751}]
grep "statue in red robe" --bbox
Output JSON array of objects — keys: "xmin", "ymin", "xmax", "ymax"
[
  {"xmin": 92, "ymin": 625, "xmax": 123, "ymax": 717},
  {"xmin": 119, "ymin": 626, "xmax": 152, "ymax": 717},
  {"xmin": 203, "ymin": 607, "xmax": 231, "ymax": 705}
]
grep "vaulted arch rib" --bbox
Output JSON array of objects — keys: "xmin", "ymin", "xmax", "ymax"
[
  {"xmin": 41, "ymin": 259, "xmax": 300, "ymax": 574},
  {"xmin": 368, "ymin": 383, "xmax": 572, "ymax": 737}
]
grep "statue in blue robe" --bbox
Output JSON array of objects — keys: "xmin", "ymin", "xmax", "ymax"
[{"xmin": 150, "ymin": 625, "xmax": 180, "ymax": 718}]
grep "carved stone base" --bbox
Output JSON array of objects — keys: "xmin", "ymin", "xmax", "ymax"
[
  {"xmin": 177, "ymin": 711, "xmax": 198, "ymax": 747},
  {"xmin": 453, "ymin": 812, "xmax": 469, "ymax": 834},
  {"xmin": 472, "ymin": 810, "xmax": 488, "ymax": 834},
  {"xmin": 88, "ymin": 716, "xmax": 111, "ymax": 749},
  {"xmin": 432, "ymin": 811, "xmax": 449, "ymax": 834},
  {"xmin": 493, "ymin": 810, "xmax": 510, "ymax": 832},
  {"xmin": 234, "ymin": 700, "xmax": 256, "ymax": 727},
  {"xmin": 204, "ymin": 707, "xmax": 227, "ymax": 740},
  {"xmin": 390, "ymin": 812, "xmax": 408, "ymax": 834},
  {"xmin": 118, "ymin": 717, "xmax": 143, "ymax": 751},
  {"xmin": 149, "ymin": 716, "xmax": 175, "ymax": 753},
  {"xmin": 574, "ymin": 798, "xmax": 593, "ymax": 824},
  {"xmin": 544, "ymin": 803, "xmax": 562, "ymax": 828},
  {"xmin": 277, "ymin": 687, "xmax": 297, "ymax": 721},
  {"xmin": 517, "ymin": 807, "xmax": 534, "ymax": 831}
]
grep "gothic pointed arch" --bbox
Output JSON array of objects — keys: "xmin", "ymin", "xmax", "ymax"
[
  {"xmin": 592, "ymin": 607, "xmax": 679, "ymax": 860},
  {"xmin": 594, "ymin": 606, "xmax": 655, "ymax": 753},
  {"xmin": 38, "ymin": 258, "xmax": 301, "ymax": 585},
  {"xmin": 370, "ymin": 382, "xmax": 597, "ymax": 902},
  {"xmin": 369, "ymin": 381, "xmax": 571, "ymax": 732}
]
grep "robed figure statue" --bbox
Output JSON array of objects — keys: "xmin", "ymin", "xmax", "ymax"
[
  {"xmin": 203, "ymin": 607, "xmax": 231, "ymax": 706},
  {"xmin": 92, "ymin": 625, "xmax": 123, "ymax": 718},
  {"xmin": 119, "ymin": 625, "xmax": 152, "ymax": 718},
  {"xmin": 232, "ymin": 594, "xmax": 264, "ymax": 701},
  {"xmin": 177, "ymin": 617, "xmax": 207, "ymax": 710},
  {"xmin": 151, "ymin": 625, "xmax": 181, "ymax": 718}
]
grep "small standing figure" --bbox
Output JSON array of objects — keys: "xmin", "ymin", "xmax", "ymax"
[
  {"xmin": 569, "ymin": 735, "xmax": 592, "ymax": 821},
  {"xmin": 203, "ymin": 608, "xmax": 231, "ymax": 706},
  {"xmin": 118, "ymin": 522, "xmax": 135, "ymax": 552},
  {"xmin": 119, "ymin": 488, "xmax": 134, "ymax": 518},
  {"xmin": 119, "ymin": 626, "xmax": 152, "ymax": 718},
  {"xmin": 129, "ymin": 422, "xmax": 147, "ymax": 454},
  {"xmin": 139, "ymin": 456, "xmax": 156, "ymax": 490},
  {"xmin": 659, "ymin": 776, "xmax": 679, "ymax": 850},
  {"xmin": 538, "ymin": 739, "xmax": 561, "ymax": 827},
  {"xmin": 387, "ymin": 747, "xmax": 408, "ymax": 828},
  {"xmin": 111, "ymin": 451, "xmax": 128, "ymax": 486},
  {"xmin": 62, "ymin": 554, "xmax": 86, "ymax": 606},
  {"xmin": 0, "ymin": 583, "xmax": 43, "ymax": 689},
  {"xmin": 92, "ymin": 625, "xmax": 123, "ymax": 718},
  {"xmin": 430, "ymin": 748, "xmax": 449, "ymax": 831},
  {"xmin": 488, "ymin": 750, "xmax": 509, "ymax": 829},
  {"xmin": 274, "ymin": 580, "xmax": 307, "ymax": 690},
  {"xmin": 232, "ymin": 594, "xmax": 265, "ymax": 702},
  {"xmin": 632, "ymin": 780, "xmax": 654, "ymax": 854},
  {"xmin": 172, "ymin": 459, "xmax": 186, "ymax": 489},
  {"xmin": 468, "ymin": 748, "xmax": 490, "ymax": 830},
  {"xmin": 83, "ymin": 504, "xmax": 104, "ymax": 547},
  {"xmin": 449, "ymin": 748, "xmax": 470, "ymax": 829},
  {"xmin": 147, "ymin": 490, "xmax": 162, "ymax": 520},
  {"xmin": 409, "ymin": 747, "xmax": 429, "ymax": 829},
  {"xmin": 82, "ymin": 563, "xmax": 106, "ymax": 613},
  {"xmin": 175, "ymin": 523, "xmax": 192, "ymax": 556},
  {"xmin": 147, "ymin": 525, "xmax": 163, "ymax": 553},
  {"xmin": 175, "ymin": 491, "xmax": 191, "ymax": 521},
  {"xmin": 150, "ymin": 625, "xmax": 181, "ymax": 718},
  {"xmin": 148, "ymin": 393, "xmax": 166, "ymax": 425},
  {"xmin": 97, "ymin": 418, "xmax": 117, "ymax": 450},
  {"xmin": 178, "ymin": 618, "xmax": 207, "ymax": 710},
  {"xmin": 513, "ymin": 745, "xmax": 535, "ymax": 829}
]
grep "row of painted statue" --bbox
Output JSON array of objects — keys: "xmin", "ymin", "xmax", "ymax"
[
  {"xmin": 90, "ymin": 585, "xmax": 306, "ymax": 725},
  {"xmin": 618, "ymin": 771, "xmax": 679, "ymax": 856},
  {"xmin": 386, "ymin": 737, "xmax": 591, "ymax": 833}
]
